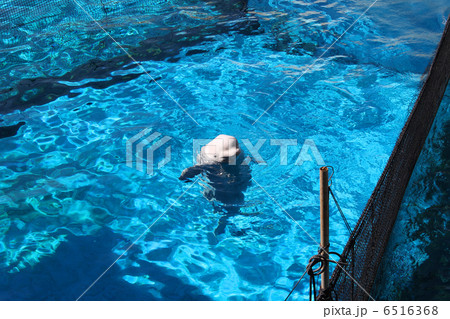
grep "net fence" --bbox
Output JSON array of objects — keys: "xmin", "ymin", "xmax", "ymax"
[
  {"xmin": 1, "ymin": 0, "xmax": 171, "ymax": 26},
  {"xmin": 1, "ymin": 0, "xmax": 172, "ymax": 48},
  {"xmin": 319, "ymin": 15, "xmax": 450, "ymax": 301}
]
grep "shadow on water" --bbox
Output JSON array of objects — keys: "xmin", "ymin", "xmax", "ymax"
[
  {"xmin": 396, "ymin": 207, "xmax": 450, "ymax": 300},
  {"xmin": 203, "ymin": 161, "xmax": 253, "ymax": 237},
  {"xmin": 0, "ymin": 0, "xmax": 260, "ymax": 116},
  {"xmin": 395, "ymin": 120, "xmax": 450, "ymax": 301},
  {"xmin": 0, "ymin": 121, "xmax": 25, "ymax": 139},
  {"xmin": 373, "ymin": 99, "xmax": 450, "ymax": 301},
  {"xmin": 0, "ymin": 228, "xmax": 211, "ymax": 300}
]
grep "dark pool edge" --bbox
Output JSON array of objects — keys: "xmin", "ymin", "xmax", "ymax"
[{"xmin": 371, "ymin": 82, "xmax": 450, "ymax": 300}]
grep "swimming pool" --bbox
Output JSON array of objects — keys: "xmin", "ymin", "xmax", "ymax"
[{"xmin": 0, "ymin": 0, "xmax": 449, "ymax": 300}]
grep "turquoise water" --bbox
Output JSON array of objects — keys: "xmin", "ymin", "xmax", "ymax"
[{"xmin": 0, "ymin": 0, "xmax": 449, "ymax": 300}]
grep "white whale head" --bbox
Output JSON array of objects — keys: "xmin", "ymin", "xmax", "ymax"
[{"xmin": 198, "ymin": 134, "xmax": 242, "ymax": 164}]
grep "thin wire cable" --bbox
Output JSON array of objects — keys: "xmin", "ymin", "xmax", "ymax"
[
  {"xmin": 326, "ymin": 166, "xmax": 335, "ymax": 187},
  {"xmin": 252, "ymin": 0, "xmax": 380, "ymax": 125},
  {"xmin": 76, "ymin": 178, "xmax": 200, "ymax": 301},
  {"xmin": 285, "ymin": 268, "xmax": 308, "ymax": 301},
  {"xmin": 252, "ymin": 177, "xmax": 317, "ymax": 244},
  {"xmin": 329, "ymin": 187, "xmax": 352, "ymax": 234},
  {"xmin": 70, "ymin": 0, "xmax": 201, "ymax": 126}
]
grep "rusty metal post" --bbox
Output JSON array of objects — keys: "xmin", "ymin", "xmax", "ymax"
[{"xmin": 320, "ymin": 166, "xmax": 329, "ymax": 290}]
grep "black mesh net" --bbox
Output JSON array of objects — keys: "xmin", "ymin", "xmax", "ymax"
[
  {"xmin": 1, "ymin": 0, "xmax": 172, "ymax": 50},
  {"xmin": 321, "ymin": 15, "xmax": 450, "ymax": 301}
]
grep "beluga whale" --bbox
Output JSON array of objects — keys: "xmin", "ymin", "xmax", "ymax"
[{"xmin": 179, "ymin": 134, "xmax": 252, "ymax": 236}]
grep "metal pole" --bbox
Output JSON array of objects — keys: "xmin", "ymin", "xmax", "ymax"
[{"xmin": 320, "ymin": 166, "xmax": 329, "ymax": 290}]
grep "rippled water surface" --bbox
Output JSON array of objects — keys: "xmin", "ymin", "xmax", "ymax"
[{"xmin": 0, "ymin": 0, "xmax": 449, "ymax": 300}]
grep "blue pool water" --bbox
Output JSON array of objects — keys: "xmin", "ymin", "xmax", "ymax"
[{"xmin": 0, "ymin": 0, "xmax": 449, "ymax": 300}]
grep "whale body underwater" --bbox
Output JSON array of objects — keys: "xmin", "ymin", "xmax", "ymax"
[{"xmin": 179, "ymin": 135, "xmax": 252, "ymax": 236}]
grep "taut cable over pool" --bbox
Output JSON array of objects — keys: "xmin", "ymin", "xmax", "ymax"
[{"xmin": 318, "ymin": 15, "xmax": 450, "ymax": 301}]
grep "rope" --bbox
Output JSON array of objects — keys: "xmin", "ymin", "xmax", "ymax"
[{"xmin": 285, "ymin": 245, "xmax": 347, "ymax": 301}]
